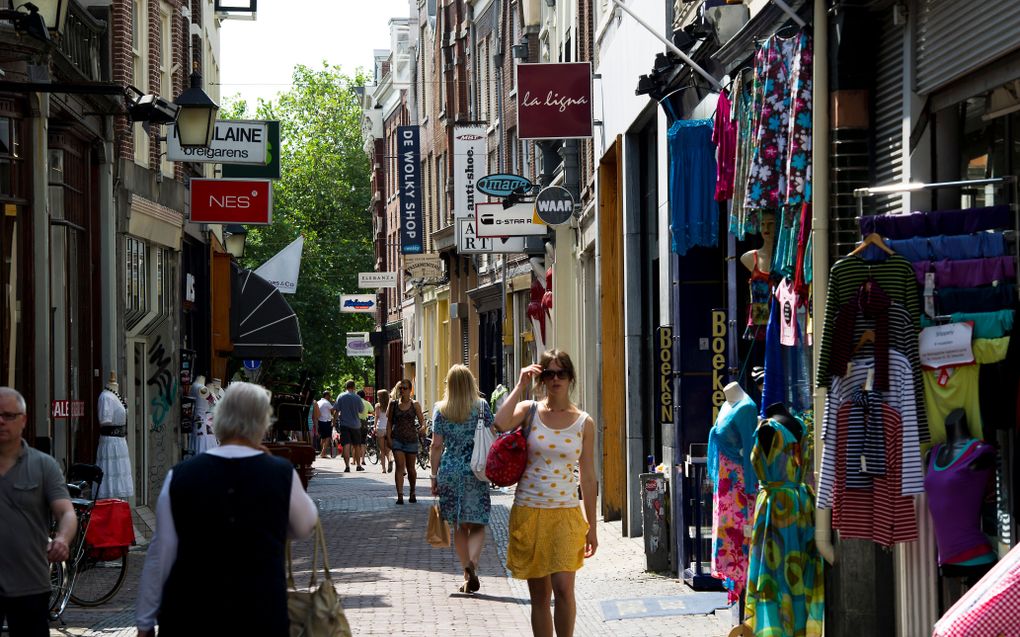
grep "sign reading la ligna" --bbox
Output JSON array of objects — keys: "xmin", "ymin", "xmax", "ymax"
[{"xmin": 516, "ymin": 62, "xmax": 593, "ymax": 140}]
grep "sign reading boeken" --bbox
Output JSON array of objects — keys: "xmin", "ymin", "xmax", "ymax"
[
  {"xmin": 167, "ymin": 120, "xmax": 268, "ymax": 164},
  {"xmin": 190, "ymin": 178, "xmax": 273, "ymax": 224},
  {"xmin": 475, "ymin": 202, "xmax": 546, "ymax": 238},
  {"xmin": 516, "ymin": 62, "xmax": 593, "ymax": 140}
]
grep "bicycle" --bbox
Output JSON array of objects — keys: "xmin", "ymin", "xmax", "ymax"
[
  {"xmin": 365, "ymin": 427, "xmax": 380, "ymax": 465},
  {"xmin": 416, "ymin": 421, "xmax": 433, "ymax": 471},
  {"xmin": 48, "ymin": 463, "xmax": 129, "ymax": 621}
]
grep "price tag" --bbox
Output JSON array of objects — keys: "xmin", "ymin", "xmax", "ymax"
[{"xmin": 865, "ymin": 368, "xmax": 875, "ymax": 392}]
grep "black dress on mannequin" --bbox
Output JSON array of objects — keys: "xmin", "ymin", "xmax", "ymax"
[{"xmin": 759, "ymin": 402, "xmax": 803, "ymax": 453}]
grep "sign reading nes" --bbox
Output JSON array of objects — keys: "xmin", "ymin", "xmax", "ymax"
[{"xmin": 189, "ymin": 178, "xmax": 273, "ymax": 224}]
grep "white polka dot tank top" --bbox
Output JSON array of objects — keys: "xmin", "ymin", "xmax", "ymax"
[{"xmin": 514, "ymin": 405, "xmax": 587, "ymax": 509}]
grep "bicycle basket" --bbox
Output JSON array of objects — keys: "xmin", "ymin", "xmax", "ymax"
[{"xmin": 84, "ymin": 499, "xmax": 134, "ymax": 557}]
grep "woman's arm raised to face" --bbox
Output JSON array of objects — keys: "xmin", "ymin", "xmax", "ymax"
[{"xmin": 493, "ymin": 364, "xmax": 543, "ymax": 432}]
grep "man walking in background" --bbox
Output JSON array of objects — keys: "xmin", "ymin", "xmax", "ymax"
[
  {"xmin": 315, "ymin": 390, "xmax": 335, "ymax": 459},
  {"xmin": 334, "ymin": 380, "xmax": 365, "ymax": 472},
  {"xmin": 357, "ymin": 389, "xmax": 373, "ymax": 469}
]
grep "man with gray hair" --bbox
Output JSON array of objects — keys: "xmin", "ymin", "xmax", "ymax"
[{"xmin": 0, "ymin": 387, "xmax": 77, "ymax": 636}]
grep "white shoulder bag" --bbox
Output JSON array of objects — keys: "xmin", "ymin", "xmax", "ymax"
[{"xmin": 470, "ymin": 401, "xmax": 495, "ymax": 482}]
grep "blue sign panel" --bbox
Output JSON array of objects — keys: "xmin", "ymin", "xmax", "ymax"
[
  {"xmin": 243, "ymin": 359, "xmax": 261, "ymax": 370},
  {"xmin": 476, "ymin": 173, "xmax": 533, "ymax": 198},
  {"xmin": 397, "ymin": 126, "xmax": 423, "ymax": 254}
]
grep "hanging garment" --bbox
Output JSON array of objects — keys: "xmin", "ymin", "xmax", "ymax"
[
  {"xmin": 761, "ymin": 295, "xmax": 813, "ymax": 415},
  {"xmin": 713, "ymin": 90, "xmax": 738, "ymax": 202},
  {"xmin": 729, "ymin": 71, "xmax": 758, "ymax": 239},
  {"xmin": 776, "ymin": 278, "xmax": 802, "ymax": 347},
  {"xmin": 921, "ymin": 310, "xmax": 1014, "ymax": 340},
  {"xmin": 922, "ymin": 337, "xmax": 1011, "ymax": 444},
  {"xmin": 887, "ymin": 232, "xmax": 1007, "ymax": 262},
  {"xmin": 937, "ymin": 284, "xmax": 1017, "ymax": 314},
  {"xmin": 912, "ymin": 256, "xmax": 1017, "ymax": 288},
  {"xmin": 745, "ymin": 252, "xmax": 772, "ymax": 340},
  {"xmin": 828, "ymin": 282, "xmax": 891, "ymax": 391},
  {"xmin": 860, "ymin": 205, "xmax": 1012, "ymax": 239},
  {"xmin": 668, "ymin": 119, "xmax": 718, "ymax": 256},
  {"xmin": 745, "ymin": 417, "xmax": 824, "ymax": 637},
  {"xmin": 794, "ymin": 203, "xmax": 813, "ymax": 292},
  {"xmin": 925, "ymin": 440, "xmax": 996, "ymax": 566}
]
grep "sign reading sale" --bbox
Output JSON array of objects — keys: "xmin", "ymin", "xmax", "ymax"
[{"xmin": 189, "ymin": 178, "xmax": 273, "ymax": 224}]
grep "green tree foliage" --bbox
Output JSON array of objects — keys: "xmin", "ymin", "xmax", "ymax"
[{"xmin": 222, "ymin": 63, "xmax": 375, "ymax": 394}]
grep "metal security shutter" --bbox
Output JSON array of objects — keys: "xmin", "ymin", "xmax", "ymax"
[
  {"xmin": 872, "ymin": 12, "xmax": 905, "ymax": 215},
  {"xmin": 915, "ymin": 0, "xmax": 1020, "ymax": 95}
]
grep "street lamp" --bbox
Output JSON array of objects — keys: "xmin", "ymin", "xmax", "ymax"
[
  {"xmin": 520, "ymin": 0, "xmax": 541, "ymax": 28},
  {"xmin": 173, "ymin": 67, "xmax": 219, "ymax": 148},
  {"xmin": 0, "ymin": 0, "xmax": 67, "ymax": 41},
  {"xmin": 224, "ymin": 224, "xmax": 248, "ymax": 258}
]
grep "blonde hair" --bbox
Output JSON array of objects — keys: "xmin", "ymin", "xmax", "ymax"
[
  {"xmin": 376, "ymin": 389, "xmax": 390, "ymax": 412},
  {"xmin": 437, "ymin": 365, "xmax": 479, "ymax": 423}
]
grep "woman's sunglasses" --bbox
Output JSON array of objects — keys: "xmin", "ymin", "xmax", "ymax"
[{"xmin": 540, "ymin": 369, "xmax": 570, "ymax": 381}]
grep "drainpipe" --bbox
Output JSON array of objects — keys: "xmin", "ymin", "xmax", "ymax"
[
  {"xmin": 99, "ymin": 121, "xmax": 117, "ymax": 376},
  {"xmin": 30, "ymin": 93, "xmax": 51, "ymax": 443},
  {"xmin": 811, "ymin": 0, "xmax": 835, "ymax": 565},
  {"xmin": 495, "ymin": 0, "xmax": 508, "ymax": 384}
]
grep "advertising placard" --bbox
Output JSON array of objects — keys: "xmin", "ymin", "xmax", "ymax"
[
  {"xmin": 358, "ymin": 272, "xmax": 398, "ymax": 289},
  {"xmin": 656, "ymin": 326, "xmax": 674, "ymax": 428},
  {"xmin": 453, "ymin": 125, "xmax": 487, "ymax": 220},
  {"xmin": 189, "ymin": 178, "xmax": 273, "ymax": 224},
  {"xmin": 222, "ymin": 120, "xmax": 281, "ymax": 179},
  {"xmin": 397, "ymin": 125, "xmax": 424, "ymax": 254},
  {"xmin": 534, "ymin": 186, "xmax": 575, "ymax": 226},
  {"xmin": 456, "ymin": 218, "xmax": 527, "ymax": 254},
  {"xmin": 475, "ymin": 202, "xmax": 547, "ymax": 238},
  {"xmin": 403, "ymin": 254, "xmax": 444, "ymax": 280},
  {"xmin": 516, "ymin": 62, "xmax": 594, "ymax": 140},
  {"xmin": 919, "ymin": 322, "xmax": 975, "ymax": 369},
  {"xmin": 346, "ymin": 332, "xmax": 373, "ymax": 357},
  {"xmin": 477, "ymin": 173, "xmax": 533, "ymax": 198},
  {"xmin": 167, "ymin": 120, "xmax": 267, "ymax": 164},
  {"xmin": 710, "ymin": 310, "xmax": 728, "ymax": 422},
  {"xmin": 339, "ymin": 294, "xmax": 378, "ymax": 313}
]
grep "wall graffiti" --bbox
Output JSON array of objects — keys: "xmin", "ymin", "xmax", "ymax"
[{"xmin": 146, "ymin": 335, "xmax": 177, "ymax": 433}]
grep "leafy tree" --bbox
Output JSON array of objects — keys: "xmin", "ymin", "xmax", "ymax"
[{"xmin": 222, "ymin": 63, "xmax": 375, "ymax": 394}]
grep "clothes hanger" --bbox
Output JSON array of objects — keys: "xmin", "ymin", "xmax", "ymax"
[
  {"xmin": 848, "ymin": 233, "xmax": 895, "ymax": 257},
  {"xmin": 851, "ymin": 329, "xmax": 875, "ymax": 357}
]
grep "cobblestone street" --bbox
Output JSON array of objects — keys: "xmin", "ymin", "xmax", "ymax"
[{"xmin": 51, "ymin": 456, "xmax": 733, "ymax": 636}]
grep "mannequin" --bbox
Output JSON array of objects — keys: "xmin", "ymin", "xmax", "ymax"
[
  {"xmin": 742, "ymin": 212, "xmax": 776, "ymax": 340},
  {"xmin": 926, "ymin": 409, "xmax": 997, "ymax": 580},
  {"xmin": 191, "ymin": 374, "xmax": 219, "ymax": 453},
  {"xmin": 210, "ymin": 378, "xmax": 224, "ymax": 400},
  {"xmin": 708, "ymin": 381, "xmax": 759, "ymax": 605},
  {"xmin": 759, "ymin": 402, "xmax": 803, "ymax": 453},
  {"xmin": 740, "ymin": 211, "xmax": 776, "ymax": 274},
  {"xmin": 96, "ymin": 372, "xmax": 134, "ymax": 499}
]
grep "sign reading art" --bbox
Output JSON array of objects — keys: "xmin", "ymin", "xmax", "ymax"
[
  {"xmin": 453, "ymin": 125, "xmax": 487, "ymax": 220},
  {"xmin": 190, "ymin": 178, "xmax": 273, "ymax": 224},
  {"xmin": 656, "ymin": 326, "xmax": 674, "ymax": 428},
  {"xmin": 167, "ymin": 120, "xmax": 268, "ymax": 164},
  {"xmin": 358, "ymin": 272, "xmax": 398, "ymax": 289},
  {"xmin": 456, "ymin": 218, "xmax": 527, "ymax": 254},
  {"xmin": 475, "ymin": 202, "xmax": 547, "ymax": 238},
  {"xmin": 516, "ymin": 62, "xmax": 593, "ymax": 140},
  {"xmin": 339, "ymin": 294, "xmax": 377, "ymax": 313},
  {"xmin": 397, "ymin": 125, "xmax": 423, "ymax": 254}
]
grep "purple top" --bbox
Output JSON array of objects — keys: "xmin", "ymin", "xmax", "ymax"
[
  {"xmin": 861, "ymin": 205, "xmax": 1012, "ymax": 239},
  {"xmin": 925, "ymin": 440, "xmax": 996, "ymax": 565},
  {"xmin": 912, "ymin": 256, "xmax": 1017, "ymax": 288}
]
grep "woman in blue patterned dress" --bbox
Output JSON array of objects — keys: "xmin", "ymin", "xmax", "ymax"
[{"xmin": 429, "ymin": 364, "xmax": 494, "ymax": 594}]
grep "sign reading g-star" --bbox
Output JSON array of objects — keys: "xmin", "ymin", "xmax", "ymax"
[
  {"xmin": 475, "ymin": 202, "xmax": 546, "ymax": 238},
  {"xmin": 189, "ymin": 179, "xmax": 273, "ymax": 224}
]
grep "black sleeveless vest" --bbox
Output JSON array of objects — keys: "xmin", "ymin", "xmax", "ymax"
[{"xmin": 158, "ymin": 453, "xmax": 292, "ymax": 636}]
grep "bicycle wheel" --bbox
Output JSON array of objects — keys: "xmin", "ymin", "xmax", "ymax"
[
  {"xmin": 70, "ymin": 552, "xmax": 128, "ymax": 607},
  {"xmin": 367, "ymin": 439, "xmax": 379, "ymax": 464},
  {"xmin": 48, "ymin": 560, "xmax": 70, "ymax": 620},
  {"xmin": 417, "ymin": 440, "xmax": 430, "ymax": 470}
]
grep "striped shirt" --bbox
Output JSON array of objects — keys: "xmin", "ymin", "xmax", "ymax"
[
  {"xmin": 817, "ymin": 255, "xmax": 921, "ymax": 390},
  {"xmin": 818, "ymin": 351, "xmax": 925, "ymax": 510}
]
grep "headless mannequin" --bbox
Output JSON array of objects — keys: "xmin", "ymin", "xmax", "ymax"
[
  {"xmin": 96, "ymin": 372, "xmax": 132, "ymax": 499},
  {"xmin": 937, "ymin": 409, "xmax": 993, "ymax": 470},
  {"xmin": 740, "ymin": 212, "xmax": 776, "ymax": 274},
  {"xmin": 759, "ymin": 402, "xmax": 803, "ymax": 454},
  {"xmin": 210, "ymin": 378, "xmax": 223, "ymax": 400},
  {"xmin": 724, "ymin": 382, "xmax": 750, "ymax": 407}
]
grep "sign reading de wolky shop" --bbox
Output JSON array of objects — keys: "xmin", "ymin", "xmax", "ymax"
[
  {"xmin": 190, "ymin": 179, "xmax": 273, "ymax": 224},
  {"xmin": 516, "ymin": 62, "xmax": 593, "ymax": 140}
]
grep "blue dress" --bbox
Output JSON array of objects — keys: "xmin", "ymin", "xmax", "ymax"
[{"xmin": 434, "ymin": 402, "xmax": 493, "ymax": 525}]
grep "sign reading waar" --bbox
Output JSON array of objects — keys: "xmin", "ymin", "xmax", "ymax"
[{"xmin": 167, "ymin": 120, "xmax": 268, "ymax": 164}]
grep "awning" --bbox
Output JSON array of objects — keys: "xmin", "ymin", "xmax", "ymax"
[{"xmin": 231, "ymin": 265, "xmax": 303, "ymax": 360}]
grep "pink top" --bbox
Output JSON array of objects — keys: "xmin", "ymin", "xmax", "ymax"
[{"xmin": 713, "ymin": 90, "xmax": 737, "ymax": 202}]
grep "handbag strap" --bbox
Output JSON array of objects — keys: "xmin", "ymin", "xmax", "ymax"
[
  {"xmin": 287, "ymin": 518, "xmax": 328, "ymax": 590},
  {"xmin": 524, "ymin": 400, "xmax": 537, "ymax": 439}
]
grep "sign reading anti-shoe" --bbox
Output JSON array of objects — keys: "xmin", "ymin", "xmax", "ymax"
[
  {"xmin": 453, "ymin": 125, "xmax": 486, "ymax": 220},
  {"xmin": 222, "ymin": 120, "xmax": 281, "ymax": 179},
  {"xmin": 397, "ymin": 125, "xmax": 423, "ymax": 254},
  {"xmin": 475, "ymin": 202, "xmax": 546, "ymax": 238},
  {"xmin": 190, "ymin": 178, "xmax": 273, "ymax": 224},
  {"xmin": 167, "ymin": 120, "xmax": 267, "ymax": 164},
  {"xmin": 340, "ymin": 294, "xmax": 377, "ymax": 313},
  {"xmin": 358, "ymin": 271, "xmax": 398, "ymax": 289},
  {"xmin": 534, "ymin": 186, "xmax": 575, "ymax": 226},
  {"xmin": 456, "ymin": 218, "xmax": 527, "ymax": 254},
  {"xmin": 516, "ymin": 62, "xmax": 593, "ymax": 140}
]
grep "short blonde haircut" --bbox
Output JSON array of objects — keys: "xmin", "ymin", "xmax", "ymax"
[
  {"xmin": 213, "ymin": 382, "xmax": 272, "ymax": 444},
  {"xmin": 437, "ymin": 365, "xmax": 479, "ymax": 423}
]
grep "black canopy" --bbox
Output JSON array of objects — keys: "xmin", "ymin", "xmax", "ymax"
[{"xmin": 231, "ymin": 266, "xmax": 303, "ymax": 360}]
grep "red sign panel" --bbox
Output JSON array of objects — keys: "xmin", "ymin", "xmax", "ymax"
[
  {"xmin": 51, "ymin": 400, "xmax": 85, "ymax": 418},
  {"xmin": 516, "ymin": 62, "xmax": 593, "ymax": 140},
  {"xmin": 190, "ymin": 178, "xmax": 273, "ymax": 224}
]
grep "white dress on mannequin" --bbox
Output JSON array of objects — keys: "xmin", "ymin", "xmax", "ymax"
[
  {"xmin": 96, "ymin": 389, "xmax": 135, "ymax": 499},
  {"xmin": 192, "ymin": 381, "xmax": 219, "ymax": 454}
]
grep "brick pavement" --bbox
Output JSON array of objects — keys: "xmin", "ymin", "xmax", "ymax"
[{"xmin": 49, "ymin": 455, "xmax": 735, "ymax": 636}]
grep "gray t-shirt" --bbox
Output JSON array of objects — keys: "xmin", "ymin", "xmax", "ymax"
[
  {"xmin": 0, "ymin": 440, "xmax": 70, "ymax": 596},
  {"xmin": 334, "ymin": 392, "xmax": 363, "ymax": 429}
]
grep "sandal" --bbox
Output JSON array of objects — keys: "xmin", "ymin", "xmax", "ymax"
[
  {"xmin": 396, "ymin": 495, "xmax": 404, "ymax": 505},
  {"xmin": 408, "ymin": 491, "xmax": 417, "ymax": 503},
  {"xmin": 465, "ymin": 564, "xmax": 480, "ymax": 593}
]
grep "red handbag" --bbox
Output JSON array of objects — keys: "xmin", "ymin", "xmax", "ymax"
[
  {"xmin": 85, "ymin": 498, "xmax": 134, "ymax": 560},
  {"xmin": 485, "ymin": 402, "xmax": 537, "ymax": 487}
]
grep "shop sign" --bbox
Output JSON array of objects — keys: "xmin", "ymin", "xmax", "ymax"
[
  {"xmin": 475, "ymin": 202, "xmax": 547, "ymax": 238},
  {"xmin": 656, "ymin": 326, "xmax": 674, "ymax": 427},
  {"xmin": 222, "ymin": 120, "xmax": 281, "ymax": 179},
  {"xmin": 346, "ymin": 332, "xmax": 373, "ymax": 357},
  {"xmin": 919, "ymin": 322, "xmax": 975, "ymax": 370},
  {"xmin": 51, "ymin": 400, "xmax": 84, "ymax": 418},
  {"xmin": 456, "ymin": 218, "xmax": 527, "ymax": 254},
  {"xmin": 397, "ymin": 125, "xmax": 424, "ymax": 254},
  {"xmin": 516, "ymin": 62, "xmax": 593, "ymax": 140},
  {"xmin": 339, "ymin": 294, "xmax": 377, "ymax": 313},
  {"xmin": 190, "ymin": 178, "xmax": 272, "ymax": 224},
  {"xmin": 167, "ymin": 120, "xmax": 267, "ymax": 164},
  {"xmin": 477, "ymin": 173, "xmax": 533, "ymax": 198},
  {"xmin": 403, "ymin": 254, "xmax": 444, "ymax": 280},
  {"xmin": 711, "ymin": 310, "xmax": 728, "ymax": 422},
  {"xmin": 358, "ymin": 271, "xmax": 398, "ymax": 289},
  {"xmin": 243, "ymin": 359, "xmax": 261, "ymax": 370},
  {"xmin": 534, "ymin": 186, "xmax": 575, "ymax": 226},
  {"xmin": 254, "ymin": 235, "xmax": 303, "ymax": 294},
  {"xmin": 453, "ymin": 125, "xmax": 487, "ymax": 220}
]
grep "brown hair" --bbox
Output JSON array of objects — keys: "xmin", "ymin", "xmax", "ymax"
[
  {"xmin": 376, "ymin": 389, "xmax": 390, "ymax": 412},
  {"xmin": 539, "ymin": 349, "xmax": 577, "ymax": 391}
]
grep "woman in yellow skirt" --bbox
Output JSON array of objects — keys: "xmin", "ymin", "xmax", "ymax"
[{"xmin": 493, "ymin": 350, "xmax": 598, "ymax": 637}]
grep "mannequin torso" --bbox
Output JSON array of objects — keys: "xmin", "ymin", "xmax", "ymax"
[{"xmin": 724, "ymin": 382, "xmax": 750, "ymax": 407}]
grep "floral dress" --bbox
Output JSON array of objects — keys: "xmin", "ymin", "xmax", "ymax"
[
  {"xmin": 745, "ymin": 417, "xmax": 823, "ymax": 637},
  {"xmin": 434, "ymin": 401, "xmax": 493, "ymax": 526}
]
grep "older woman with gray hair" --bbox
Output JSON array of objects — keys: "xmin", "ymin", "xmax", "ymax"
[{"xmin": 135, "ymin": 382, "xmax": 318, "ymax": 637}]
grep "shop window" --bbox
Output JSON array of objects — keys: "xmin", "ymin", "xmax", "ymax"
[
  {"xmin": 159, "ymin": 2, "xmax": 174, "ymax": 178},
  {"xmin": 132, "ymin": 0, "xmax": 150, "ymax": 167},
  {"xmin": 126, "ymin": 236, "xmax": 148, "ymax": 329},
  {"xmin": 0, "ymin": 117, "xmax": 22, "ymax": 196}
]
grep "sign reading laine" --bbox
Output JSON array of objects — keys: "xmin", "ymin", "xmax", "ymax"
[
  {"xmin": 167, "ymin": 120, "xmax": 268, "ymax": 164},
  {"xmin": 222, "ymin": 120, "xmax": 281, "ymax": 179},
  {"xmin": 516, "ymin": 62, "xmax": 594, "ymax": 140},
  {"xmin": 398, "ymin": 125, "xmax": 423, "ymax": 254},
  {"xmin": 453, "ymin": 125, "xmax": 487, "ymax": 220}
]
